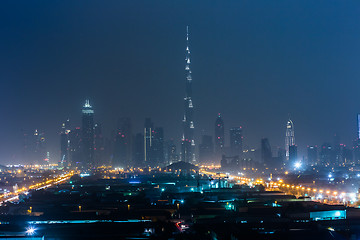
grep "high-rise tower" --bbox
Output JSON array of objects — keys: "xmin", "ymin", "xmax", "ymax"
[
  {"xmin": 60, "ymin": 119, "xmax": 71, "ymax": 167},
  {"xmin": 94, "ymin": 123, "xmax": 105, "ymax": 166},
  {"xmin": 285, "ymin": 118, "xmax": 295, "ymax": 160},
  {"xmin": 152, "ymin": 127, "xmax": 165, "ymax": 166},
  {"xmin": 82, "ymin": 100, "xmax": 94, "ymax": 168},
  {"xmin": 230, "ymin": 127, "xmax": 243, "ymax": 156},
  {"xmin": 181, "ymin": 26, "xmax": 196, "ymax": 163},
  {"xmin": 215, "ymin": 113, "xmax": 225, "ymax": 155},
  {"xmin": 144, "ymin": 118, "xmax": 154, "ymax": 166},
  {"xmin": 354, "ymin": 114, "xmax": 360, "ymax": 164},
  {"xmin": 114, "ymin": 118, "xmax": 132, "ymax": 168},
  {"xmin": 357, "ymin": 114, "xmax": 360, "ymax": 139}
]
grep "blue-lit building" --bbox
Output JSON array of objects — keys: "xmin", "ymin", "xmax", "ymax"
[{"xmin": 310, "ymin": 210, "xmax": 346, "ymax": 221}]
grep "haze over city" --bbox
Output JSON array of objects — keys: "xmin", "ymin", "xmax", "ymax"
[{"xmin": 1, "ymin": 1, "xmax": 360, "ymax": 163}]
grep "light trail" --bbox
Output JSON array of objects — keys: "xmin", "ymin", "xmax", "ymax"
[{"xmin": 0, "ymin": 171, "xmax": 75, "ymax": 205}]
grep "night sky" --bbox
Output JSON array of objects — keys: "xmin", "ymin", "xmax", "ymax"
[{"xmin": 1, "ymin": 1, "xmax": 360, "ymax": 164}]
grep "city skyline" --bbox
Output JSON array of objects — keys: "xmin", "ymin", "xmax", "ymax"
[
  {"xmin": 2, "ymin": 2, "xmax": 360, "ymax": 239},
  {"xmin": 1, "ymin": 1, "xmax": 360, "ymax": 163}
]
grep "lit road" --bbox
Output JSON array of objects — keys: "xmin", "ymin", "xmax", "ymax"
[
  {"xmin": 199, "ymin": 168, "xmax": 358, "ymax": 205},
  {"xmin": 0, "ymin": 171, "xmax": 75, "ymax": 205}
]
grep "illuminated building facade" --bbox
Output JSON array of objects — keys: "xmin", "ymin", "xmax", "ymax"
[
  {"xmin": 285, "ymin": 118, "xmax": 295, "ymax": 160},
  {"xmin": 81, "ymin": 100, "xmax": 94, "ymax": 168},
  {"xmin": 144, "ymin": 118, "xmax": 154, "ymax": 166},
  {"xmin": 181, "ymin": 26, "xmax": 196, "ymax": 163}
]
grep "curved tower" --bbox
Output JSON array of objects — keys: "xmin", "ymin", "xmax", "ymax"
[
  {"xmin": 181, "ymin": 26, "xmax": 196, "ymax": 163},
  {"xmin": 285, "ymin": 118, "xmax": 295, "ymax": 160}
]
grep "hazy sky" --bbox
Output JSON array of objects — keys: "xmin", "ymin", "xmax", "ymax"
[{"xmin": 1, "ymin": 1, "xmax": 360, "ymax": 163}]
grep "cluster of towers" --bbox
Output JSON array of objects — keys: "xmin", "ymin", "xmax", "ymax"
[
  {"xmin": 59, "ymin": 101, "xmax": 104, "ymax": 168},
  {"xmin": 56, "ymin": 27, "xmax": 294, "ymax": 170},
  {"xmin": 198, "ymin": 114, "xmax": 244, "ymax": 164},
  {"xmin": 60, "ymin": 102, "xmax": 168, "ymax": 169}
]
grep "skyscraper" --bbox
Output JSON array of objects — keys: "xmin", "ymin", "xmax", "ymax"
[
  {"xmin": 354, "ymin": 114, "xmax": 360, "ymax": 164},
  {"xmin": 333, "ymin": 133, "xmax": 341, "ymax": 166},
  {"xmin": 229, "ymin": 127, "xmax": 243, "ymax": 156},
  {"xmin": 60, "ymin": 119, "xmax": 71, "ymax": 167},
  {"xmin": 114, "ymin": 118, "xmax": 132, "ymax": 168},
  {"xmin": 34, "ymin": 129, "xmax": 46, "ymax": 164},
  {"xmin": 285, "ymin": 118, "xmax": 295, "ymax": 160},
  {"xmin": 261, "ymin": 138, "xmax": 272, "ymax": 165},
  {"xmin": 215, "ymin": 113, "xmax": 225, "ymax": 156},
  {"xmin": 133, "ymin": 133, "xmax": 144, "ymax": 167},
  {"xmin": 181, "ymin": 26, "xmax": 196, "ymax": 163},
  {"xmin": 307, "ymin": 145, "xmax": 318, "ymax": 165},
  {"xmin": 94, "ymin": 123, "xmax": 105, "ymax": 167},
  {"xmin": 165, "ymin": 140, "xmax": 178, "ymax": 165},
  {"xmin": 144, "ymin": 118, "xmax": 154, "ymax": 166},
  {"xmin": 151, "ymin": 127, "xmax": 165, "ymax": 166},
  {"xmin": 69, "ymin": 127, "xmax": 82, "ymax": 167},
  {"xmin": 81, "ymin": 100, "xmax": 94, "ymax": 168},
  {"xmin": 320, "ymin": 143, "xmax": 332, "ymax": 166},
  {"xmin": 357, "ymin": 114, "xmax": 360, "ymax": 139},
  {"xmin": 289, "ymin": 145, "xmax": 298, "ymax": 165}
]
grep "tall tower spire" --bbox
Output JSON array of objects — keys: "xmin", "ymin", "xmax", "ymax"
[
  {"xmin": 82, "ymin": 99, "xmax": 95, "ymax": 168},
  {"xmin": 285, "ymin": 118, "xmax": 295, "ymax": 161},
  {"xmin": 181, "ymin": 26, "xmax": 196, "ymax": 163}
]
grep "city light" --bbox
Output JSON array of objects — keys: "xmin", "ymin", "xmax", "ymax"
[
  {"xmin": 294, "ymin": 162, "xmax": 302, "ymax": 169},
  {"xmin": 25, "ymin": 226, "xmax": 36, "ymax": 235},
  {"xmin": 1, "ymin": 3, "xmax": 360, "ymax": 239}
]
